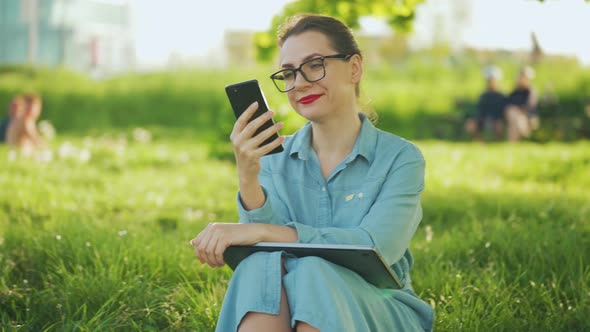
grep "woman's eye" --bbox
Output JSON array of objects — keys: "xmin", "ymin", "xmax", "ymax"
[{"xmin": 283, "ymin": 71, "xmax": 295, "ymax": 80}]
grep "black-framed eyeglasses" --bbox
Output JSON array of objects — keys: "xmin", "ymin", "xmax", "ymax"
[{"xmin": 269, "ymin": 54, "xmax": 353, "ymax": 93}]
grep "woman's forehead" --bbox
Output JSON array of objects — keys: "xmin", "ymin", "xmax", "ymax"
[{"xmin": 279, "ymin": 31, "xmax": 335, "ymax": 66}]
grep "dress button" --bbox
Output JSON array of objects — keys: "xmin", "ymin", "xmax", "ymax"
[{"xmin": 321, "ymin": 186, "xmax": 326, "ymax": 192}]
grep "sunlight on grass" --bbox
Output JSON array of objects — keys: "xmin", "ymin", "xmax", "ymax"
[{"xmin": 1, "ymin": 133, "xmax": 588, "ymax": 331}]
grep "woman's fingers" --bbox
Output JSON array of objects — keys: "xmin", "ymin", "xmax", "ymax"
[
  {"xmin": 194, "ymin": 225, "xmax": 213, "ymax": 264},
  {"xmin": 249, "ymin": 121, "xmax": 284, "ymax": 148},
  {"xmin": 191, "ymin": 223, "xmax": 259, "ymax": 268},
  {"xmin": 212, "ymin": 237, "xmax": 227, "ymax": 267},
  {"xmin": 232, "ymin": 102, "xmax": 259, "ymax": 134},
  {"xmin": 240, "ymin": 110, "xmax": 275, "ymax": 139},
  {"xmin": 256, "ymin": 134, "xmax": 285, "ymax": 156},
  {"xmin": 234, "ymin": 107, "xmax": 279, "ymax": 144},
  {"xmin": 191, "ymin": 224, "xmax": 228, "ymax": 268},
  {"xmin": 203, "ymin": 236, "xmax": 220, "ymax": 267}
]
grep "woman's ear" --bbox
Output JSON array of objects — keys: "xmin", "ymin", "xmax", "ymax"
[{"xmin": 350, "ymin": 54, "xmax": 363, "ymax": 84}]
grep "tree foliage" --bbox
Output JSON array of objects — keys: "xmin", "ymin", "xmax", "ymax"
[
  {"xmin": 255, "ymin": 0, "xmax": 590, "ymax": 62},
  {"xmin": 255, "ymin": 0, "xmax": 425, "ymax": 62}
]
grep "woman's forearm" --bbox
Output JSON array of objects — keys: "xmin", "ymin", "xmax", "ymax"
[
  {"xmin": 255, "ymin": 223, "xmax": 298, "ymax": 243},
  {"xmin": 238, "ymin": 177, "xmax": 266, "ymax": 211}
]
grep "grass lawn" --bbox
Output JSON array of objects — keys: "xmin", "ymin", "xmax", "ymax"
[{"xmin": 1, "ymin": 132, "xmax": 588, "ymax": 331}]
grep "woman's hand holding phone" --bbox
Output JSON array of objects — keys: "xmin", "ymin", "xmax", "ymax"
[{"xmin": 230, "ymin": 101, "xmax": 285, "ymax": 210}]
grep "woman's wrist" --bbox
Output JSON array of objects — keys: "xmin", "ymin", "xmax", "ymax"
[
  {"xmin": 239, "ymin": 179, "xmax": 266, "ymax": 211},
  {"xmin": 254, "ymin": 224, "xmax": 298, "ymax": 243}
]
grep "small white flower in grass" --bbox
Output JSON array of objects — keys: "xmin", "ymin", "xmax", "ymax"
[
  {"xmin": 85, "ymin": 242, "xmax": 91, "ymax": 247},
  {"xmin": 455, "ymin": 274, "xmax": 461, "ymax": 279},
  {"xmin": 8, "ymin": 150, "xmax": 17, "ymax": 162},
  {"xmin": 83, "ymin": 137, "xmax": 94, "ymax": 147},
  {"xmin": 185, "ymin": 208, "xmax": 204, "ymax": 221},
  {"xmin": 114, "ymin": 145, "xmax": 126, "ymax": 157},
  {"xmin": 79, "ymin": 148, "xmax": 91, "ymax": 163},
  {"xmin": 118, "ymin": 230, "xmax": 128, "ymax": 236},
  {"xmin": 56, "ymin": 234, "xmax": 62, "ymax": 240},
  {"xmin": 23, "ymin": 279, "xmax": 28, "ymax": 284},
  {"xmin": 530, "ymin": 281, "xmax": 536, "ymax": 288},
  {"xmin": 58, "ymin": 141, "xmax": 77, "ymax": 159},
  {"xmin": 133, "ymin": 128, "xmax": 152, "ymax": 143},
  {"xmin": 425, "ymin": 225, "xmax": 433, "ymax": 243},
  {"xmin": 38, "ymin": 120, "xmax": 56, "ymax": 140},
  {"xmin": 485, "ymin": 242, "xmax": 491, "ymax": 248},
  {"xmin": 35, "ymin": 149, "xmax": 53, "ymax": 163},
  {"xmin": 178, "ymin": 152, "xmax": 190, "ymax": 163}
]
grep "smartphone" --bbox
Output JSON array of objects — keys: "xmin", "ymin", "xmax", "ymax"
[{"xmin": 225, "ymin": 79, "xmax": 284, "ymax": 155}]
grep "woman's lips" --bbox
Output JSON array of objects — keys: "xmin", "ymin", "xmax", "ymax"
[{"xmin": 299, "ymin": 94, "xmax": 322, "ymax": 105}]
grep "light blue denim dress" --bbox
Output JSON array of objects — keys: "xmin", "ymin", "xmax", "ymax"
[{"xmin": 216, "ymin": 114, "xmax": 434, "ymax": 331}]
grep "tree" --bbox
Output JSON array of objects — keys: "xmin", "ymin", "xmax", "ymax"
[
  {"xmin": 255, "ymin": 0, "xmax": 590, "ymax": 62},
  {"xmin": 255, "ymin": 0, "xmax": 425, "ymax": 62}
]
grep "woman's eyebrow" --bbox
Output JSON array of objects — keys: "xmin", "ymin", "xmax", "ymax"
[{"xmin": 281, "ymin": 53, "xmax": 323, "ymax": 68}]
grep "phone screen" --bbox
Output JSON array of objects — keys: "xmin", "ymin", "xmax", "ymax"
[{"xmin": 225, "ymin": 79, "xmax": 284, "ymax": 155}]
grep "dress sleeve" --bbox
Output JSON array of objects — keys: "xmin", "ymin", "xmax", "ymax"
[{"xmin": 286, "ymin": 145, "xmax": 425, "ymax": 266}]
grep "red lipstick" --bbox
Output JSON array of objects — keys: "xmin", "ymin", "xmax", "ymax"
[{"xmin": 299, "ymin": 94, "xmax": 322, "ymax": 105}]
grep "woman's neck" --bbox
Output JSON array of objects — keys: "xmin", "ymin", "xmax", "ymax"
[{"xmin": 310, "ymin": 110, "xmax": 362, "ymax": 161}]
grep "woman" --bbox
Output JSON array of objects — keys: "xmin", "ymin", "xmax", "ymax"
[
  {"xmin": 505, "ymin": 66, "xmax": 539, "ymax": 142},
  {"xmin": 6, "ymin": 93, "xmax": 45, "ymax": 154},
  {"xmin": 190, "ymin": 14, "xmax": 434, "ymax": 331}
]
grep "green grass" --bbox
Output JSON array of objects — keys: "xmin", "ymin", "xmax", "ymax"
[{"xmin": 1, "ymin": 132, "xmax": 588, "ymax": 331}]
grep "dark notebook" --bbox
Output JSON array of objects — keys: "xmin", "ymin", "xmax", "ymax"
[{"xmin": 223, "ymin": 242, "xmax": 403, "ymax": 289}]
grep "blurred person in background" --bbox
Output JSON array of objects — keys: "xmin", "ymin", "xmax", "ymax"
[
  {"xmin": 465, "ymin": 65, "xmax": 506, "ymax": 141},
  {"xmin": 190, "ymin": 14, "xmax": 433, "ymax": 332},
  {"xmin": 505, "ymin": 66, "xmax": 539, "ymax": 142},
  {"xmin": 6, "ymin": 93, "xmax": 45, "ymax": 155},
  {"xmin": 0, "ymin": 95, "xmax": 25, "ymax": 143}
]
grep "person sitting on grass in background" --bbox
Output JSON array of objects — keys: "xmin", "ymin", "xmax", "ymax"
[
  {"xmin": 6, "ymin": 93, "xmax": 45, "ymax": 155},
  {"xmin": 465, "ymin": 65, "xmax": 507, "ymax": 141},
  {"xmin": 505, "ymin": 66, "xmax": 539, "ymax": 142},
  {"xmin": 0, "ymin": 95, "xmax": 25, "ymax": 143},
  {"xmin": 190, "ymin": 14, "xmax": 433, "ymax": 332}
]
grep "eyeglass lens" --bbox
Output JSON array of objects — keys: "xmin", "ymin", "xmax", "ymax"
[{"xmin": 273, "ymin": 58, "xmax": 326, "ymax": 92}]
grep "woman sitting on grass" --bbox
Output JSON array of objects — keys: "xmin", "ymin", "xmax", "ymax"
[
  {"xmin": 6, "ymin": 93, "xmax": 45, "ymax": 155},
  {"xmin": 190, "ymin": 14, "xmax": 433, "ymax": 332}
]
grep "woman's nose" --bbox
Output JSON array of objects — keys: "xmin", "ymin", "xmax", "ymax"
[{"xmin": 293, "ymin": 70, "xmax": 312, "ymax": 90}]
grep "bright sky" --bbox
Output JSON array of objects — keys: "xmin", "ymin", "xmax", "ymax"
[
  {"xmin": 130, "ymin": 0, "xmax": 293, "ymax": 67},
  {"xmin": 462, "ymin": 0, "xmax": 590, "ymax": 64},
  {"xmin": 131, "ymin": 0, "xmax": 590, "ymax": 67}
]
